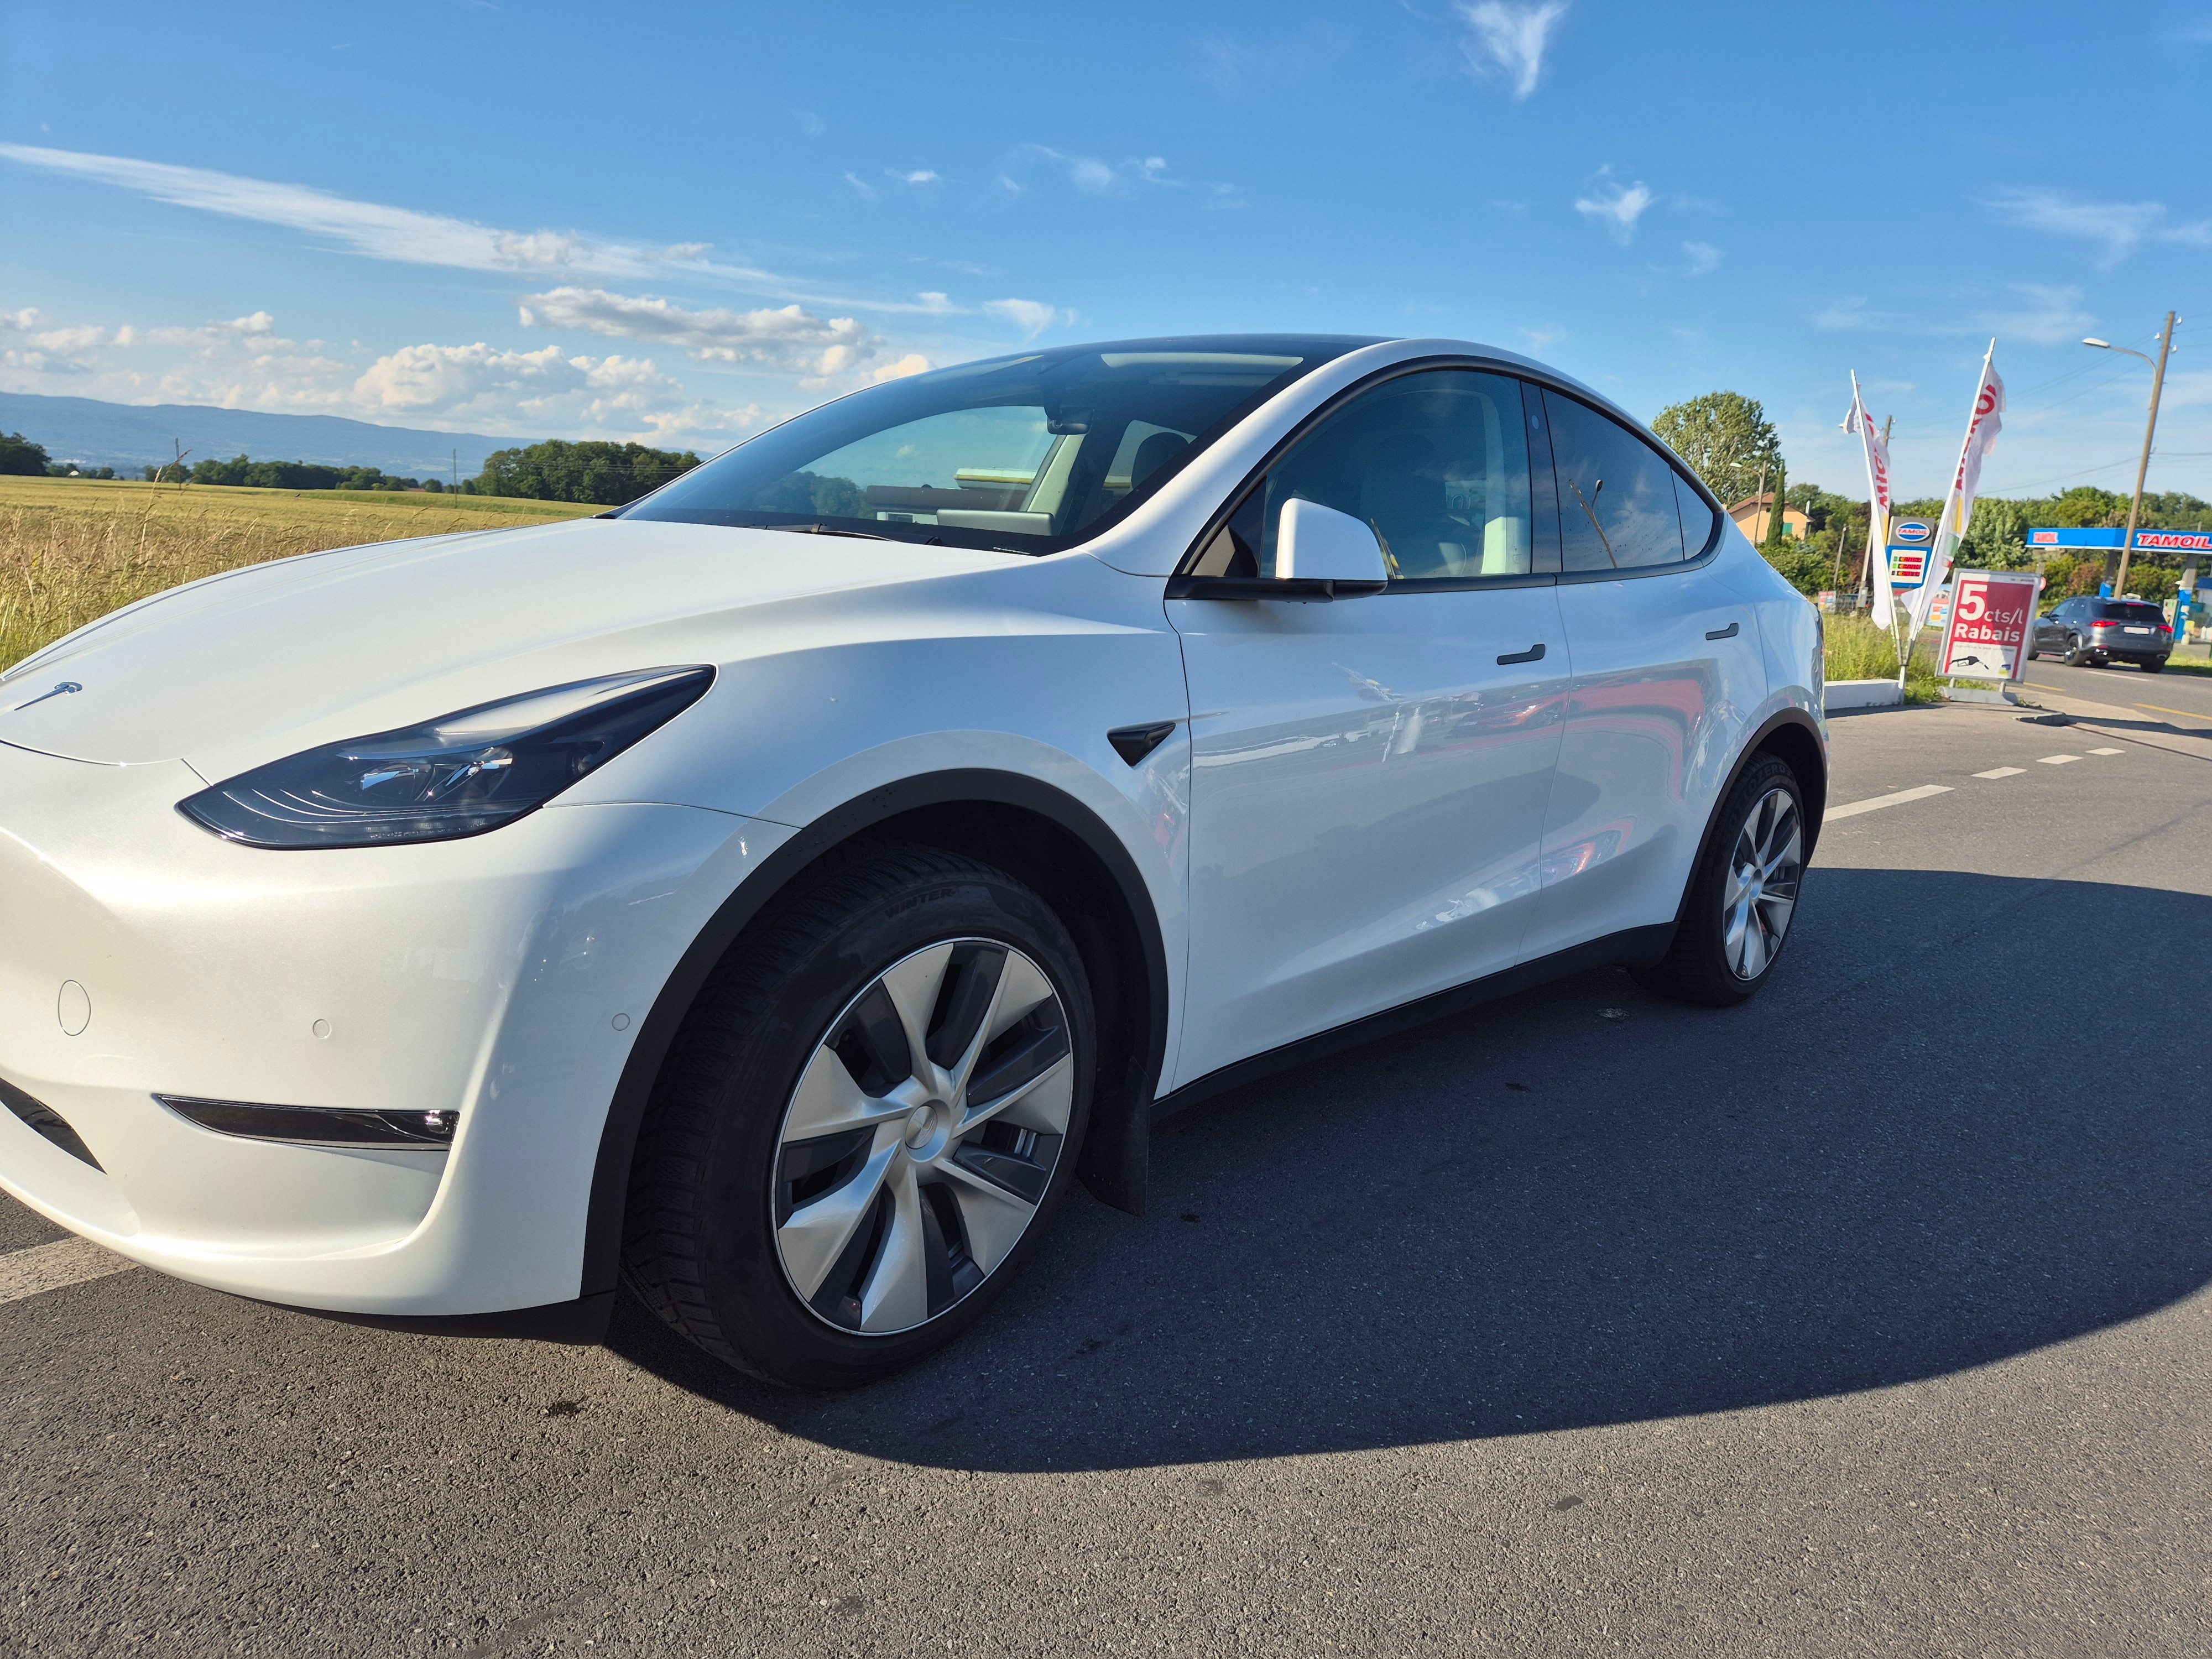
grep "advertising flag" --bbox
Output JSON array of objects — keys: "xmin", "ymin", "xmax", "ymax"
[
  {"xmin": 1844, "ymin": 374, "xmax": 1895, "ymax": 626},
  {"xmin": 1917, "ymin": 342, "xmax": 2005, "ymax": 630}
]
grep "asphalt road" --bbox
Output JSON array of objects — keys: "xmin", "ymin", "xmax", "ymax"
[
  {"xmin": 2017, "ymin": 646, "xmax": 2212, "ymax": 729},
  {"xmin": 6, "ymin": 702, "xmax": 2210, "ymax": 1657}
]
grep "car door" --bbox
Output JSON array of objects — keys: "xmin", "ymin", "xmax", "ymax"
[
  {"xmin": 1165, "ymin": 369, "xmax": 1572, "ymax": 1088},
  {"xmin": 2035, "ymin": 601, "xmax": 2063, "ymax": 651},
  {"xmin": 1517, "ymin": 387, "xmax": 1767, "ymax": 960}
]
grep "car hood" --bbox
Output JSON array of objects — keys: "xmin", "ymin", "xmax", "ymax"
[{"xmin": 0, "ymin": 518, "xmax": 1020, "ymax": 770}]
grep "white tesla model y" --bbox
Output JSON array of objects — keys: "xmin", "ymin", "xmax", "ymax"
[{"xmin": 0, "ymin": 336, "xmax": 1824, "ymax": 1386}]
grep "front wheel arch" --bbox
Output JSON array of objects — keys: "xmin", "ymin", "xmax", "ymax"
[{"xmin": 578, "ymin": 771, "xmax": 1171, "ymax": 1302}]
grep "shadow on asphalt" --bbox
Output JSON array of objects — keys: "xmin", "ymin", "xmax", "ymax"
[{"xmin": 607, "ymin": 868, "xmax": 2212, "ymax": 1471}]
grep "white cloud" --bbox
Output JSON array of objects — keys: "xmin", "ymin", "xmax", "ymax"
[
  {"xmin": 795, "ymin": 110, "xmax": 825, "ymax": 138},
  {"xmin": 2, "ymin": 306, "xmax": 115, "ymax": 373},
  {"xmin": 0, "ymin": 143, "xmax": 634, "ymax": 278},
  {"xmin": 1010, "ymin": 145, "xmax": 1134, "ymax": 196},
  {"xmin": 1455, "ymin": 1, "xmax": 1570, "ymax": 100},
  {"xmin": 872, "ymin": 353, "xmax": 932, "ymax": 382},
  {"xmin": 0, "ymin": 143, "xmax": 958, "ymax": 319},
  {"xmin": 1517, "ymin": 325, "xmax": 1567, "ymax": 352},
  {"xmin": 518, "ymin": 286, "xmax": 879, "ymax": 378},
  {"xmin": 982, "ymin": 298, "xmax": 1071, "ymax": 340},
  {"xmin": 1682, "ymin": 241, "xmax": 1722, "ymax": 275},
  {"xmin": 1982, "ymin": 283, "xmax": 2096, "ymax": 347},
  {"xmin": 1985, "ymin": 187, "xmax": 2212, "ymax": 269},
  {"xmin": 1574, "ymin": 169, "xmax": 1653, "ymax": 244},
  {"xmin": 843, "ymin": 171, "xmax": 879, "ymax": 202},
  {"xmin": 887, "ymin": 169, "xmax": 941, "ymax": 186},
  {"xmin": 0, "ymin": 300, "xmax": 749, "ymax": 443},
  {"xmin": 1814, "ymin": 297, "xmax": 1903, "ymax": 332}
]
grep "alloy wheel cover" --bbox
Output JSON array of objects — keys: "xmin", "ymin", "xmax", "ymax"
[
  {"xmin": 1722, "ymin": 787, "xmax": 1803, "ymax": 981},
  {"xmin": 771, "ymin": 938, "xmax": 1074, "ymax": 1335}
]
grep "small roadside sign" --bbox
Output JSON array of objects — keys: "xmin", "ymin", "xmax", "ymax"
[
  {"xmin": 1938, "ymin": 568, "xmax": 2042, "ymax": 682},
  {"xmin": 1886, "ymin": 518, "xmax": 1936, "ymax": 591}
]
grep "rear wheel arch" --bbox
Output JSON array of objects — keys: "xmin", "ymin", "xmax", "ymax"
[
  {"xmin": 1668, "ymin": 708, "xmax": 1826, "ymax": 942},
  {"xmin": 578, "ymin": 770, "xmax": 1170, "ymax": 1299},
  {"xmin": 1750, "ymin": 713, "xmax": 1827, "ymax": 855}
]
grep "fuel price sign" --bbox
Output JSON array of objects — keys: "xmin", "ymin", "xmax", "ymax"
[{"xmin": 1937, "ymin": 568, "xmax": 2042, "ymax": 682}]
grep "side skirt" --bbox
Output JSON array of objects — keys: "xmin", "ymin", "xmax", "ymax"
[{"xmin": 1151, "ymin": 923, "xmax": 1675, "ymax": 1121}]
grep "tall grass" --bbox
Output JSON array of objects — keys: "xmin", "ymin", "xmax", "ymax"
[
  {"xmin": 0, "ymin": 479, "xmax": 592, "ymax": 670},
  {"xmin": 1824, "ymin": 615, "xmax": 1944, "ymax": 701}
]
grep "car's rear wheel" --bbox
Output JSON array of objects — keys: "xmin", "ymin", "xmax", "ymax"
[
  {"xmin": 2143, "ymin": 658, "xmax": 2166, "ymax": 674},
  {"xmin": 2064, "ymin": 634, "xmax": 2089, "ymax": 666},
  {"xmin": 623, "ymin": 842, "xmax": 1093, "ymax": 1389},
  {"xmin": 1632, "ymin": 754, "xmax": 1804, "ymax": 1008}
]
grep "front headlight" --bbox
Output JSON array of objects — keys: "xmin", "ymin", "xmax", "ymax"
[{"xmin": 179, "ymin": 666, "xmax": 714, "ymax": 848}]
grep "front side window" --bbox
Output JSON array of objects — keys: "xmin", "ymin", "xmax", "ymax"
[
  {"xmin": 621, "ymin": 337, "xmax": 1368, "ymax": 555},
  {"xmin": 1189, "ymin": 369, "xmax": 1537, "ymax": 583},
  {"xmin": 1542, "ymin": 389, "xmax": 1687, "ymax": 572}
]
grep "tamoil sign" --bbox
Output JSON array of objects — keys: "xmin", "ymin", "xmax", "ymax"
[
  {"xmin": 1886, "ymin": 518, "xmax": 1936, "ymax": 591},
  {"xmin": 1937, "ymin": 568, "xmax": 2042, "ymax": 682}
]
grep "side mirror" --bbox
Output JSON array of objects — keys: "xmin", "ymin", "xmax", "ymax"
[{"xmin": 1276, "ymin": 499, "xmax": 1389, "ymax": 592}]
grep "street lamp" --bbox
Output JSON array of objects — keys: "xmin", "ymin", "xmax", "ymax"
[{"xmin": 2084, "ymin": 314, "xmax": 2178, "ymax": 599}]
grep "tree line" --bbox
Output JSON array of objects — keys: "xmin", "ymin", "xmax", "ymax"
[
  {"xmin": 0, "ymin": 431, "xmax": 116, "ymax": 478},
  {"xmin": 1651, "ymin": 391, "xmax": 2209, "ymax": 602},
  {"xmin": 0, "ymin": 430, "xmax": 702, "ymax": 505}
]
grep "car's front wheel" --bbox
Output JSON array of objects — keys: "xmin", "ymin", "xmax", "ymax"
[
  {"xmin": 1632, "ymin": 753, "xmax": 1805, "ymax": 1008},
  {"xmin": 623, "ymin": 842, "xmax": 1093, "ymax": 1389}
]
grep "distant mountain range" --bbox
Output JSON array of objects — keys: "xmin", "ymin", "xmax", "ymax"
[{"xmin": 0, "ymin": 392, "xmax": 521, "ymax": 477}]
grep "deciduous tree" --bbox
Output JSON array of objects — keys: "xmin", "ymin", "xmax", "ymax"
[{"xmin": 1651, "ymin": 392, "xmax": 1780, "ymax": 507}]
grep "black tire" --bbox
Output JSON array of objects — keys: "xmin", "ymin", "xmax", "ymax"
[
  {"xmin": 1631, "ymin": 754, "xmax": 1806, "ymax": 1008},
  {"xmin": 2026, "ymin": 645, "xmax": 2039, "ymax": 660},
  {"xmin": 2143, "ymin": 658, "xmax": 2166, "ymax": 674},
  {"xmin": 622, "ymin": 841, "xmax": 1094, "ymax": 1389},
  {"xmin": 2064, "ymin": 634, "xmax": 2089, "ymax": 666}
]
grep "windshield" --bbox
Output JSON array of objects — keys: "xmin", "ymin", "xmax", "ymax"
[{"xmin": 619, "ymin": 335, "xmax": 1373, "ymax": 554}]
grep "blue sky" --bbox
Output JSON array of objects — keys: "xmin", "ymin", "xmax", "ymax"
[{"xmin": 4, "ymin": 1, "xmax": 2210, "ymax": 500}]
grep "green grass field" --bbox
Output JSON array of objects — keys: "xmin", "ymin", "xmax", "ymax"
[{"xmin": 1, "ymin": 475, "xmax": 598, "ymax": 669}]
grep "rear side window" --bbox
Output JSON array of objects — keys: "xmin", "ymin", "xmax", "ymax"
[
  {"xmin": 1676, "ymin": 473, "xmax": 1721, "ymax": 556},
  {"xmin": 1541, "ymin": 389, "xmax": 1686, "ymax": 571}
]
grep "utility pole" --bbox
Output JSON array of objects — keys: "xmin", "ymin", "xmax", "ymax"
[
  {"xmin": 452, "ymin": 448, "xmax": 460, "ymax": 493},
  {"xmin": 2114, "ymin": 311, "xmax": 2177, "ymax": 599}
]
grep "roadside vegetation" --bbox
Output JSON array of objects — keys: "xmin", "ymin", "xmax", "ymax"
[
  {"xmin": 0, "ymin": 476, "xmax": 594, "ymax": 670},
  {"xmin": 1823, "ymin": 615, "xmax": 1945, "ymax": 702}
]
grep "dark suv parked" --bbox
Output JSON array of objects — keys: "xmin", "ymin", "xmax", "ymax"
[{"xmin": 2031, "ymin": 597, "xmax": 2174, "ymax": 671}]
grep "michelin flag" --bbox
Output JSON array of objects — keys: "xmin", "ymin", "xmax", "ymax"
[
  {"xmin": 1919, "ymin": 342, "xmax": 2005, "ymax": 630},
  {"xmin": 1844, "ymin": 374, "xmax": 1895, "ymax": 627}
]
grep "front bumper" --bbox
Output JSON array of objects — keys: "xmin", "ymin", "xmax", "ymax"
[{"xmin": 0, "ymin": 739, "xmax": 785, "ymax": 1314}]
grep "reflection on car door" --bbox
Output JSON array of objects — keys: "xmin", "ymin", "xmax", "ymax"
[
  {"xmin": 1166, "ymin": 370, "xmax": 1570, "ymax": 1087},
  {"xmin": 1519, "ymin": 387, "xmax": 1766, "ymax": 960}
]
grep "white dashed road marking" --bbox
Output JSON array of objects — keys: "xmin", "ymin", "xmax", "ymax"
[
  {"xmin": 1974, "ymin": 766, "xmax": 2026, "ymax": 779},
  {"xmin": 1828, "ymin": 784, "xmax": 1955, "ymax": 821},
  {"xmin": 2037, "ymin": 754, "xmax": 2082, "ymax": 765},
  {"xmin": 2087, "ymin": 747, "xmax": 2126, "ymax": 755},
  {"xmin": 0, "ymin": 1237, "xmax": 134, "ymax": 1306}
]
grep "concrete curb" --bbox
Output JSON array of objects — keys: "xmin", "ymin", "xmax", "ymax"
[{"xmin": 1824, "ymin": 679, "xmax": 1902, "ymax": 711}]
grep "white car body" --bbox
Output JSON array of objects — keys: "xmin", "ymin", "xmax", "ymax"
[{"xmin": 0, "ymin": 336, "xmax": 1825, "ymax": 1333}]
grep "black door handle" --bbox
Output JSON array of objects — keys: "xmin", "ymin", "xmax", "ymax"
[
  {"xmin": 1496, "ymin": 642, "xmax": 1546, "ymax": 666},
  {"xmin": 1706, "ymin": 621, "xmax": 1739, "ymax": 640}
]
